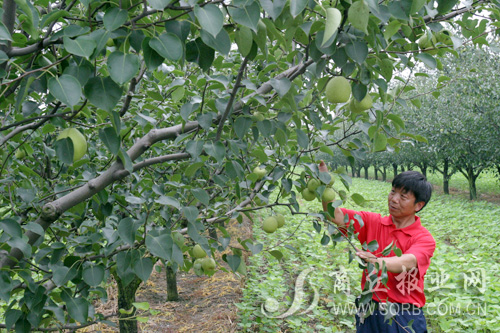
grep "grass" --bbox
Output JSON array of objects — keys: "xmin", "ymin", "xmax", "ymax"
[{"xmin": 237, "ymin": 176, "xmax": 500, "ymax": 332}]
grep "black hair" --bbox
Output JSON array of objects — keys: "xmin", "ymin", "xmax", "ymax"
[{"xmin": 392, "ymin": 171, "xmax": 432, "ymax": 211}]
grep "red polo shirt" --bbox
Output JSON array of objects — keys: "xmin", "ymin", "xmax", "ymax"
[{"xmin": 341, "ymin": 208, "xmax": 436, "ymax": 308}]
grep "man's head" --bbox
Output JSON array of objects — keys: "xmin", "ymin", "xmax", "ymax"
[{"xmin": 391, "ymin": 171, "xmax": 432, "ymax": 212}]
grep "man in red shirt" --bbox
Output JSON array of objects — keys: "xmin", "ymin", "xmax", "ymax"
[{"xmin": 319, "ymin": 161, "xmax": 435, "ymax": 332}]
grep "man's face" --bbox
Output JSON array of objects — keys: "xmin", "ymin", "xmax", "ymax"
[{"xmin": 388, "ymin": 187, "xmax": 424, "ymax": 218}]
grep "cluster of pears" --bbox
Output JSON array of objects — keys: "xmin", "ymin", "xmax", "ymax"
[
  {"xmin": 191, "ymin": 244, "xmax": 216, "ymax": 276},
  {"xmin": 417, "ymin": 30, "xmax": 453, "ymax": 55},
  {"xmin": 301, "ymin": 174, "xmax": 336, "ymax": 203},
  {"xmin": 325, "ymin": 76, "xmax": 372, "ymax": 114},
  {"xmin": 262, "ymin": 213, "xmax": 285, "ymax": 233}
]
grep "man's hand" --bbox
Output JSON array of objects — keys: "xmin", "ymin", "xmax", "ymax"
[
  {"xmin": 356, "ymin": 249, "xmax": 378, "ymax": 264},
  {"xmin": 355, "ymin": 249, "xmax": 418, "ymax": 274},
  {"xmin": 319, "ymin": 160, "xmax": 329, "ymax": 173}
]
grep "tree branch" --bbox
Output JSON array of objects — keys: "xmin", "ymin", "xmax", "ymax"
[{"xmin": 215, "ymin": 56, "xmax": 249, "ymax": 141}]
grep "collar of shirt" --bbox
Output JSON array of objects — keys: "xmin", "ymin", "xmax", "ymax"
[{"xmin": 381, "ymin": 215, "xmax": 422, "ymax": 237}]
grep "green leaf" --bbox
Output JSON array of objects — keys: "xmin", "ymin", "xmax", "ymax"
[
  {"xmin": 133, "ymin": 257, "xmax": 153, "ymax": 281},
  {"xmin": 5, "ymin": 309, "xmax": 22, "ymax": 331},
  {"xmin": 107, "ymin": 52, "xmax": 140, "ymax": 85},
  {"xmin": 41, "ymin": 9, "xmax": 69, "ymax": 28},
  {"xmin": 322, "ymin": 8, "xmax": 342, "ymax": 47},
  {"xmin": 415, "ymin": 53, "xmax": 437, "ymax": 69},
  {"xmin": 228, "ymin": 2, "xmax": 260, "ymax": 31},
  {"xmin": 373, "ymin": 132, "xmax": 387, "ymax": 152},
  {"xmin": 118, "ymin": 148, "xmax": 134, "ymax": 174},
  {"xmin": 103, "ymin": 7, "xmax": 128, "ymax": 31},
  {"xmin": 0, "ymin": 21, "xmax": 13, "ymax": 42},
  {"xmin": 99, "ymin": 127, "xmax": 120, "ymax": 155},
  {"xmin": 60, "ymin": 289, "xmax": 89, "ymax": 324},
  {"xmin": 118, "ymin": 217, "xmax": 135, "ymax": 245},
  {"xmin": 52, "ymin": 266, "xmax": 78, "ymax": 287},
  {"xmin": 84, "ymin": 76, "xmax": 123, "ymax": 112},
  {"xmin": 387, "ymin": 114, "xmax": 405, "ymax": 129},
  {"xmin": 348, "ymin": 0, "xmax": 370, "ymax": 34},
  {"xmin": 260, "ymin": 0, "xmax": 286, "ymax": 21},
  {"xmin": 437, "ymin": 0, "xmax": 458, "ymax": 14},
  {"xmin": 0, "ymin": 219, "xmax": 22, "ymax": 238},
  {"xmin": 296, "ymin": 128, "xmax": 309, "ymax": 148},
  {"xmin": 366, "ymin": 239, "xmax": 379, "ymax": 252},
  {"xmin": 226, "ymin": 254, "xmax": 241, "ymax": 272},
  {"xmin": 63, "ymin": 36, "xmax": 96, "ymax": 58},
  {"xmin": 269, "ymin": 77, "xmax": 291, "ymax": 97},
  {"xmin": 200, "ymin": 29, "xmax": 231, "ymax": 55},
  {"xmin": 0, "ymin": 50, "xmax": 7, "ymax": 64},
  {"xmin": 234, "ymin": 116, "xmax": 252, "ymax": 139},
  {"xmin": 383, "ymin": 20, "xmax": 401, "ymax": 41},
  {"xmin": 204, "ymin": 141, "xmax": 225, "ymax": 162},
  {"xmin": 142, "ymin": 37, "xmax": 164, "ymax": 69},
  {"xmin": 48, "ymin": 74, "xmax": 82, "ymax": 108},
  {"xmin": 165, "ymin": 20, "xmax": 191, "ymax": 41},
  {"xmin": 155, "ymin": 195, "xmax": 180, "ymax": 208},
  {"xmin": 54, "ymin": 137, "xmax": 74, "ymax": 165},
  {"xmin": 192, "ymin": 188, "xmax": 209, "ymax": 206},
  {"xmin": 145, "ymin": 232, "xmax": 172, "ymax": 260},
  {"xmin": 147, "ymin": 0, "xmax": 173, "ymax": 10},
  {"xmin": 149, "ymin": 33, "xmax": 183, "ymax": 61},
  {"xmin": 351, "ymin": 193, "xmax": 366, "ymax": 205},
  {"xmin": 235, "ymin": 26, "xmax": 253, "ymax": 57},
  {"xmin": 346, "ymin": 41, "xmax": 368, "ymax": 64},
  {"xmin": 290, "ymin": 0, "xmax": 308, "ymax": 17},
  {"xmin": 182, "ymin": 206, "xmax": 199, "ymax": 223},
  {"xmin": 379, "ymin": 58, "xmax": 393, "ymax": 81},
  {"xmin": 82, "ymin": 264, "xmax": 105, "ymax": 287},
  {"xmin": 269, "ymin": 250, "xmax": 283, "ymax": 261},
  {"xmin": 194, "ymin": 4, "xmax": 223, "ymax": 37}
]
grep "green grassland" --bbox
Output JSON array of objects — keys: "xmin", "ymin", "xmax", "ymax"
[{"xmin": 236, "ymin": 176, "xmax": 500, "ymax": 332}]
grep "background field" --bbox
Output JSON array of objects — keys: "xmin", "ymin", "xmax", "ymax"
[{"xmin": 237, "ymin": 174, "xmax": 500, "ymax": 332}]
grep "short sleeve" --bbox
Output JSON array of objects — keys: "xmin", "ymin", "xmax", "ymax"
[
  {"xmin": 340, "ymin": 208, "xmax": 379, "ymax": 245},
  {"xmin": 405, "ymin": 233, "xmax": 436, "ymax": 278}
]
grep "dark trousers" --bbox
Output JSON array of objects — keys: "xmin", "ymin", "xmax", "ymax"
[{"xmin": 355, "ymin": 298, "xmax": 427, "ymax": 333}]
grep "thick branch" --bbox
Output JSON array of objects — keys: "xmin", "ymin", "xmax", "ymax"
[{"xmin": 6, "ymin": 37, "xmax": 63, "ymax": 58}]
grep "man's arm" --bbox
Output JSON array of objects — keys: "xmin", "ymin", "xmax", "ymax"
[{"xmin": 356, "ymin": 249, "xmax": 417, "ymax": 274}]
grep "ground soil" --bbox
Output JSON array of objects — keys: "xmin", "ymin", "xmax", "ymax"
[{"xmin": 80, "ymin": 178, "xmax": 499, "ymax": 333}]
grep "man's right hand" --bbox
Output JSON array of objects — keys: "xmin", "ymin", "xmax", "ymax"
[{"xmin": 319, "ymin": 160, "xmax": 328, "ymax": 173}]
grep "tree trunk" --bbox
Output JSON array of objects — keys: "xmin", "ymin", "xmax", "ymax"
[
  {"xmin": 364, "ymin": 167, "xmax": 369, "ymax": 179},
  {"xmin": 382, "ymin": 166, "xmax": 387, "ymax": 181},
  {"xmin": 351, "ymin": 165, "xmax": 356, "ymax": 177},
  {"xmin": 356, "ymin": 167, "xmax": 361, "ymax": 178},
  {"xmin": 443, "ymin": 159, "xmax": 450, "ymax": 195},
  {"xmin": 374, "ymin": 166, "xmax": 378, "ymax": 180},
  {"xmin": 466, "ymin": 166, "xmax": 477, "ymax": 200},
  {"xmin": 166, "ymin": 264, "xmax": 179, "ymax": 301},
  {"xmin": 420, "ymin": 163, "xmax": 428, "ymax": 178},
  {"xmin": 115, "ymin": 275, "xmax": 142, "ymax": 333},
  {"xmin": 392, "ymin": 163, "xmax": 398, "ymax": 177}
]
